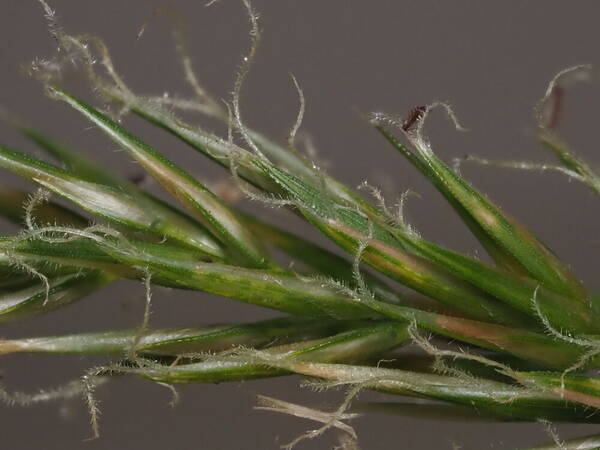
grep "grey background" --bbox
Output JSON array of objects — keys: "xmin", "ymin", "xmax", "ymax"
[{"xmin": 1, "ymin": 1, "xmax": 600, "ymax": 449}]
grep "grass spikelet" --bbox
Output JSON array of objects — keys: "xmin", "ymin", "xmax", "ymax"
[
  {"xmin": 371, "ymin": 107, "xmax": 586, "ymax": 300},
  {"xmin": 1, "ymin": 1, "xmax": 599, "ymax": 447}
]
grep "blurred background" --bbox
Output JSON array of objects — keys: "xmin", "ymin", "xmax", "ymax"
[{"xmin": 1, "ymin": 1, "xmax": 600, "ymax": 448}]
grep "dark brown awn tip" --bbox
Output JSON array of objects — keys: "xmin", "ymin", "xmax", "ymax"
[
  {"xmin": 402, "ymin": 106, "xmax": 426, "ymax": 132},
  {"xmin": 544, "ymin": 85, "xmax": 563, "ymax": 130},
  {"xmin": 128, "ymin": 172, "xmax": 147, "ymax": 186}
]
